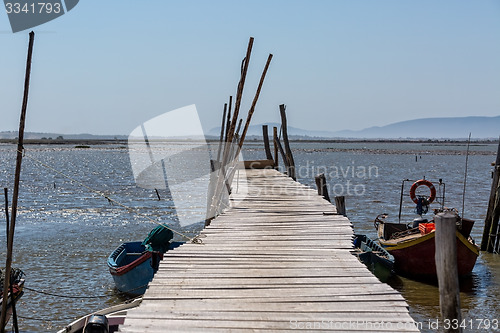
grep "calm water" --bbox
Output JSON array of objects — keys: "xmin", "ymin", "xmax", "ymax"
[{"xmin": 0, "ymin": 141, "xmax": 498, "ymax": 332}]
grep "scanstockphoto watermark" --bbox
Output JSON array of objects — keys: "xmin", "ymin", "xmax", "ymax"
[{"xmin": 290, "ymin": 320, "xmax": 422, "ymax": 330}]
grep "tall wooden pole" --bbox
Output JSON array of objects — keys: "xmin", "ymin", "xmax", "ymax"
[
  {"xmin": 226, "ymin": 37, "xmax": 253, "ymax": 145},
  {"xmin": 482, "ymin": 138, "xmax": 500, "ymax": 251},
  {"xmin": 273, "ymin": 126, "xmax": 278, "ymax": 169},
  {"xmin": 434, "ymin": 212, "xmax": 462, "ymax": 333},
  {"xmin": 279, "ymin": 104, "xmax": 296, "ymax": 180},
  {"xmin": 1, "ymin": 31, "xmax": 34, "ymax": 332},
  {"xmin": 238, "ymin": 53, "xmax": 273, "ymax": 148},
  {"xmin": 262, "ymin": 125, "xmax": 272, "ymax": 160},
  {"xmin": 216, "ymin": 103, "xmax": 227, "ymax": 163},
  {"xmin": 224, "ymin": 96, "xmax": 232, "ymax": 142}
]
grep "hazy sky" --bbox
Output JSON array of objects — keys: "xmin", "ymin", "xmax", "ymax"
[{"xmin": 1, "ymin": 0, "xmax": 499, "ymax": 135}]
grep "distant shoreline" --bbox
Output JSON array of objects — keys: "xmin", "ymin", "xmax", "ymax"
[{"xmin": 0, "ymin": 138, "xmax": 498, "ymax": 145}]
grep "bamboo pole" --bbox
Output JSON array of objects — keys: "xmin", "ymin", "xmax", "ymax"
[
  {"xmin": 226, "ymin": 37, "xmax": 253, "ymax": 145},
  {"xmin": 206, "ymin": 39, "xmax": 253, "ymax": 227},
  {"xmin": 235, "ymin": 119, "xmax": 243, "ymax": 137},
  {"xmin": 434, "ymin": 212, "xmax": 462, "ymax": 333},
  {"xmin": 238, "ymin": 53, "xmax": 273, "ymax": 148},
  {"xmin": 224, "ymin": 96, "xmax": 232, "ymax": 142},
  {"xmin": 262, "ymin": 125, "xmax": 273, "ymax": 160},
  {"xmin": 216, "ymin": 103, "xmax": 228, "ymax": 163},
  {"xmin": 482, "ymin": 138, "xmax": 500, "ymax": 251},
  {"xmin": 1, "ymin": 31, "xmax": 34, "ymax": 332}
]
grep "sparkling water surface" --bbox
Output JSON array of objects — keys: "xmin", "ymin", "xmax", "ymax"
[{"xmin": 0, "ymin": 141, "xmax": 498, "ymax": 332}]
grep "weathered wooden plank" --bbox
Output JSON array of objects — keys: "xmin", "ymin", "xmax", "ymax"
[{"xmin": 121, "ymin": 169, "xmax": 417, "ymax": 332}]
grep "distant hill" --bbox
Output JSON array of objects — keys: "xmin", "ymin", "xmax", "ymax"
[
  {"xmin": 333, "ymin": 115, "xmax": 500, "ymax": 139},
  {"xmin": 209, "ymin": 116, "xmax": 500, "ymax": 139}
]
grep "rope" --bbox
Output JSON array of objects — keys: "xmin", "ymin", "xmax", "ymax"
[
  {"xmin": 17, "ymin": 314, "xmax": 75, "ymax": 321},
  {"xmin": 23, "ymin": 286, "xmax": 109, "ymax": 299},
  {"xmin": 17, "ymin": 149, "xmax": 202, "ymax": 244}
]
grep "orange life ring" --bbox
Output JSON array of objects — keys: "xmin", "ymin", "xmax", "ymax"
[{"xmin": 409, "ymin": 179, "xmax": 436, "ymax": 204}]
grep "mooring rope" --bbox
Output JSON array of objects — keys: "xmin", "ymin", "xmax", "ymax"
[
  {"xmin": 17, "ymin": 149, "xmax": 203, "ymax": 244},
  {"xmin": 23, "ymin": 286, "xmax": 109, "ymax": 299}
]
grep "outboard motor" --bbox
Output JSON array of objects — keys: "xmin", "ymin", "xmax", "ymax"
[
  {"xmin": 412, "ymin": 217, "xmax": 428, "ymax": 228},
  {"xmin": 84, "ymin": 314, "xmax": 109, "ymax": 333}
]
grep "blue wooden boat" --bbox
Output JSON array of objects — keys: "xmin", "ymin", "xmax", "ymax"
[
  {"xmin": 107, "ymin": 225, "xmax": 183, "ymax": 295},
  {"xmin": 352, "ymin": 234, "xmax": 395, "ymax": 282}
]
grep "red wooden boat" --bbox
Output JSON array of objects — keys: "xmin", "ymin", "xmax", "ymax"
[{"xmin": 375, "ymin": 179, "xmax": 479, "ymax": 280}]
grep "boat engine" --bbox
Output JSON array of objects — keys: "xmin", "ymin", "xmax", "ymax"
[{"xmin": 84, "ymin": 314, "xmax": 109, "ymax": 333}]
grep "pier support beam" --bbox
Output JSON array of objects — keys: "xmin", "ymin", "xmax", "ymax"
[{"xmin": 435, "ymin": 212, "xmax": 462, "ymax": 333}]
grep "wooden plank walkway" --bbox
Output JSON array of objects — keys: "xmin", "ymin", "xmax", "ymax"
[{"xmin": 121, "ymin": 169, "xmax": 419, "ymax": 332}]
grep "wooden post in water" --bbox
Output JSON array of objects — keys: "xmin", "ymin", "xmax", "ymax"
[
  {"xmin": 334, "ymin": 196, "xmax": 346, "ymax": 216},
  {"xmin": 314, "ymin": 173, "xmax": 331, "ymax": 202},
  {"xmin": 279, "ymin": 104, "xmax": 296, "ymax": 180},
  {"xmin": 273, "ymin": 126, "xmax": 278, "ymax": 169},
  {"xmin": 434, "ymin": 212, "xmax": 462, "ymax": 333},
  {"xmin": 487, "ymin": 186, "xmax": 500, "ymax": 253},
  {"xmin": 482, "ymin": 138, "xmax": 500, "ymax": 252},
  {"xmin": 262, "ymin": 125, "xmax": 273, "ymax": 160},
  {"xmin": 275, "ymin": 136, "xmax": 290, "ymax": 172},
  {"xmin": 1, "ymin": 31, "xmax": 34, "ymax": 332}
]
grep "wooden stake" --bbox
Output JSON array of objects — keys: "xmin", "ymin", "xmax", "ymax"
[
  {"xmin": 262, "ymin": 125, "xmax": 272, "ymax": 160},
  {"xmin": 4, "ymin": 189, "xmax": 9, "ymax": 247},
  {"xmin": 434, "ymin": 212, "xmax": 462, "ymax": 333},
  {"xmin": 314, "ymin": 174, "xmax": 330, "ymax": 202},
  {"xmin": 482, "ymin": 138, "xmax": 500, "ymax": 251},
  {"xmin": 1, "ymin": 30, "xmax": 34, "ymax": 332},
  {"xmin": 273, "ymin": 126, "xmax": 278, "ymax": 169},
  {"xmin": 279, "ymin": 104, "xmax": 296, "ymax": 180},
  {"xmin": 334, "ymin": 196, "xmax": 346, "ymax": 216},
  {"xmin": 275, "ymin": 136, "xmax": 289, "ymax": 171},
  {"xmin": 487, "ymin": 186, "xmax": 500, "ymax": 253}
]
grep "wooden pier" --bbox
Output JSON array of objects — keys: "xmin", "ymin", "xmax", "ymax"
[{"xmin": 120, "ymin": 169, "xmax": 419, "ymax": 332}]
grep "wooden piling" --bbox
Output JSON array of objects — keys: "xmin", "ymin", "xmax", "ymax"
[
  {"xmin": 434, "ymin": 212, "xmax": 461, "ymax": 333},
  {"xmin": 487, "ymin": 186, "xmax": 500, "ymax": 253},
  {"xmin": 273, "ymin": 126, "xmax": 278, "ymax": 169},
  {"xmin": 1, "ymin": 31, "xmax": 34, "ymax": 332},
  {"xmin": 262, "ymin": 125, "xmax": 273, "ymax": 160},
  {"xmin": 279, "ymin": 104, "xmax": 296, "ymax": 180},
  {"xmin": 335, "ymin": 196, "xmax": 346, "ymax": 216},
  {"xmin": 482, "ymin": 138, "xmax": 500, "ymax": 252},
  {"xmin": 4, "ymin": 188, "xmax": 9, "ymax": 244},
  {"xmin": 314, "ymin": 173, "xmax": 331, "ymax": 202},
  {"xmin": 275, "ymin": 136, "xmax": 290, "ymax": 172}
]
